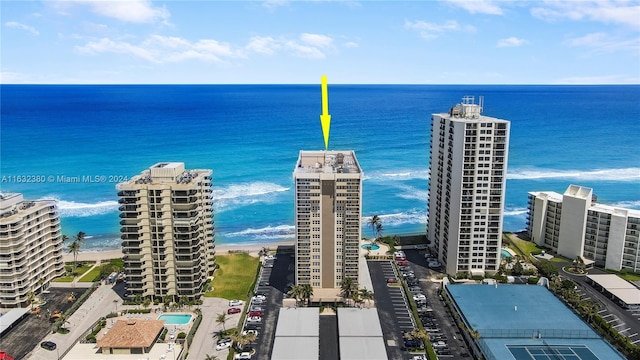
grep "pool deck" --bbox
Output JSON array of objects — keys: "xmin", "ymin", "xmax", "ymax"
[{"xmin": 360, "ymin": 239, "xmax": 390, "ymax": 257}]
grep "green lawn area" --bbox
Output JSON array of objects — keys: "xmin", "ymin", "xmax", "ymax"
[
  {"xmin": 550, "ymin": 256, "xmax": 570, "ymax": 263},
  {"xmin": 64, "ymin": 262, "xmax": 94, "ymax": 276},
  {"xmin": 506, "ymin": 234, "xmax": 544, "ymax": 257},
  {"xmin": 204, "ymin": 253, "xmax": 260, "ymax": 300},
  {"xmin": 53, "ymin": 276, "xmax": 75, "ymax": 282},
  {"xmin": 79, "ymin": 266, "xmax": 102, "ymax": 282}
]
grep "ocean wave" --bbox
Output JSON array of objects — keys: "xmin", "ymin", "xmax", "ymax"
[
  {"xmin": 212, "ymin": 182, "xmax": 289, "ymax": 212},
  {"xmin": 223, "ymin": 224, "xmax": 295, "ymax": 240},
  {"xmin": 40, "ymin": 196, "xmax": 119, "ymax": 217},
  {"xmin": 364, "ymin": 169, "xmax": 429, "ymax": 182},
  {"xmin": 507, "ymin": 167, "xmax": 640, "ymax": 181},
  {"xmin": 365, "ymin": 209, "xmax": 427, "ymax": 227},
  {"xmin": 503, "ymin": 207, "xmax": 528, "ymax": 216},
  {"xmin": 608, "ymin": 200, "xmax": 640, "ymax": 209},
  {"xmin": 394, "ymin": 184, "xmax": 429, "ymax": 202}
]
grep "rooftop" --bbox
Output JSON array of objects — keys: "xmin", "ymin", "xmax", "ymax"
[
  {"xmin": 337, "ymin": 307, "xmax": 383, "ymax": 337},
  {"xmin": 446, "ymin": 284, "xmax": 624, "ymax": 360},
  {"xmin": 274, "ymin": 307, "xmax": 319, "ymax": 337},
  {"xmin": 97, "ymin": 319, "xmax": 165, "ymax": 349},
  {"xmin": 587, "ymin": 274, "xmax": 640, "ymax": 306},
  {"xmin": 294, "ymin": 150, "xmax": 361, "ymax": 175}
]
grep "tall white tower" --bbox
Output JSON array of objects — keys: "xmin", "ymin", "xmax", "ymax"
[
  {"xmin": 427, "ymin": 97, "xmax": 510, "ymax": 276},
  {"xmin": 293, "ymin": 150, "xmax": 362, "ymax": 292}
]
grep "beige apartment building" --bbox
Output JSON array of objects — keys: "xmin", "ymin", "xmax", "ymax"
[
  {"xmin": 528, "ymin": 185, "xmax": 640, "ymax": 271},
  {"xmin": 293, "ymin": 151, "xmax": 362, "ymax": 292},
  {"xmin": 117, "ymin": 162, "xmax": 215, "ymax": 301},
  {"xmin": 427, "ymin": 96, "xmax": 510, "ymax": 276},
  {"xmin": 0, "ymin": 193, "xmax": 64, "ymax": 308}
]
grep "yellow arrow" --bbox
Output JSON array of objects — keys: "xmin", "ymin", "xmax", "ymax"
[{"xmin": 320, "ymin": 75, "xmax": 331, "ymax": 150}]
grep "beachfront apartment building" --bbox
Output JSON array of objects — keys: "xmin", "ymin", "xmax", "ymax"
[
  {"xmin": 427, "ymin": 96, "xmax": 510, "ymax": 276},
  {"xmin": 117, "ymin": 162, "xmax": 215, "ymax": 301},
  {"xmin": 293, "ymin": 151, "xmax": 362, "ymax": 293},
  {"xmin": 527, "ymin": 184, "xmax": 640, "ymax": 271},
  {"xmin": 0, "ymin": 193, "xmax": 64, "ymax": 308}
]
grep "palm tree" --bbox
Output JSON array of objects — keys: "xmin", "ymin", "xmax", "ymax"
[
  {"xmin": 204, "ymin": 355, "xmax": 219, "ymax": 360},
  {"xmin": 407, "ymin": 328, "xmax": 430, "ymax": 346},
  {"xmin": 67, "ymin": 240, "xmax": 81, "ymax": 275},
  {"xmin": 358, "ymin": 287, "xmax": 373, "ymax": 308},
  {"xmin": 340, "ymin": 277, "xmax": 357, "ymax": 306},
  {"xmin": 233, "ymin": 331, "xmax": 256, "ymax": 351},
  {"xmin": 216, "ymin": 312, "xmax": 228, "ymax": 332},
  {"xmin": 300, "ymin": 284, "xmax": 314, "ymax": 307},
  {"xmin": 287, "ymin": 285, "xmax": 304, "ymax": 306},
  {"xmin": 375, "ymin": 222, "xmax": 383, "ymax": 240},
  {"xmin": 367, "ymin": 215, "xmax": 381, "ymax": 240},
  {"xmin": 351, "ymin": 292, "xmax": 363, "ymax": 308},
  {"xmin": 27, "ymin": 291, "xmax": 36, "ymax": 310}
]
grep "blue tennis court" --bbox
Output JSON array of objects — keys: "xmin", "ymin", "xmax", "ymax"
[{"xmin": 507, "ymin": 344, "xmax": 600, "ymax": 360}]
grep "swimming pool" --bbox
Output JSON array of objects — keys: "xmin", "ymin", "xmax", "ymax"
[
  {"xmin": 501, "ymin": 248, "xmax": 513, "ymax": 259},
  {"xmin": 158, "ymin": 313, "xmax": 193, "ymax": 325},
  {"xmin": 361, "ymin": 243, "xmax": 380, "ymax": 250}
]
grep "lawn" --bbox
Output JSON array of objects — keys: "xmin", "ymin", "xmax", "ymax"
[
  {"xmin": 64, "ymin": 262, "xmax": 94, "ymax": 276},
  {"xmin": 79, "ymin": 266, "xmax": 102, "ymax": 282},
  {"xmin": 53, "ymin": 276, "xmax": 75, "ymax": 282},
  {"xmin": 204, "ymin": 253, "xmax": 260, "ymax": 300},
  {"xmin": 506, "ymin": 233, "xmax": 544, "ymax": 257}
]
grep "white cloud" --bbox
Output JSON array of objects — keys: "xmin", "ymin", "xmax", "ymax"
[
  {"xmin": 567, "ymin": 32, "xmax": 640, "ymax": 53},
  {"xmin": 262, "ymin": 0, "xmax": 289, "ymax": 10},
  {"xmin": 5, "ymin": 21, "xmax": 39, "ymax": 36},
  {"xmin": 497, "ymin": 36, "xmax": 528, "ymax": 47},
  {"xmin": 61, "ymin": 0, "xmax": 170, "ymax": 24},
  {"xmin": 405, "ymin": 19, "xmax": 475, "ymax": 40},
  {"xmin": 344, "ymin": 41, "xmax": 359, "ymax": 48},
  {"xmin": 531, "ymin": 1, "xmax": 640, "ymax": 29},
  {"xmin": 445, "ymin": 0, "xmax": 504, "ymax": 15},
  {"xmin": 554, "ymin": 74, "xmax": 640, "ymax": 84},
  {"xmin": 246, "ymin": 33, "xmax": 336, "ymax": 59},
  {"xmin": 300, "ymin": 33, "xmax": 334, "ymax": 48},
  {"xmin": 76, "ymin": 35, "xmax": 245, "ymax": 63}
]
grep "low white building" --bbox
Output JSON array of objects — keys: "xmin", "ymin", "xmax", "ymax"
[{"xmin": 527, "ymin": 185, "xmax": 640, "ymax": 271}]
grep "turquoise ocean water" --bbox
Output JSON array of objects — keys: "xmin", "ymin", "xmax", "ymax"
[{"xmin": 1, "ymin": 85, "xmax": 639, "ymax": 251}]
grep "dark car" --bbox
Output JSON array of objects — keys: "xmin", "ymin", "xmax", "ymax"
[
  {"xmin": 40, "ymin": 341, "xmax": 57, "ymax": 351},
  {"xmin": 404, "ymin": 339, "xmax": 423, "ymax": 349},
  {"xmin": 227, "ymin": 307, "xmax": 242, "ymax": 315},
  {"xmin": 244, "ymin": 323, "xmax": 260, "ymax": 330},
  {"xmin": 258, "ymin": 280, "xmax": 270, "ymax": 286},
  {"xmin": 386, "ymin": 278, "xmax": 399, "ymax": 283}
]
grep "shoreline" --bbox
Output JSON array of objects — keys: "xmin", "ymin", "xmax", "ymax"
[{"xmin": 63, "ymin": 241, "xmax": 295, "ymax": 263}]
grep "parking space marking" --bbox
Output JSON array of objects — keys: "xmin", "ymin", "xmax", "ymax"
[
  {"xmin": 582, "ymin": 297, "xmax": 590, "ymax": 301},
  {"xmin": 627, "ymin": 333, "xmax": 638, "ymax": 338},
  {"xmin": 612, "ymin": 323, "xmax": 627, "ymax": 328},
  {"xmin": 632, "ymin": 338, "xmax": 640, "ymax": 345},
  {"xmin": 597, "ymin": 309, "xmax": 607, "ymax": 314},
  {"xmin": 602, "ymin": 313, "xmax": 614, "ymax": 319},
  {"xmin": 619, "ymin": 328, "xmax": 632, "ymax": 334}
]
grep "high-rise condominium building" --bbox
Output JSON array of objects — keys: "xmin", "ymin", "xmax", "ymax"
[
  {"xmin": 293, "ymin": 150, "xmax": 362, "ymax": 290},
  {"xmin": 427, "ymin": 96, "xmax": 510, "ymax": 276},
  {"xmin": 528, "ymin": 185, "xmax": 640, "ymax": 271},
  {"xmin": 0, "ymin": 193, "xmax": 64, "ymax": 308},
  {"xmin": 117, "ymin": 162, "xmax": 215, "ymax": 301}
]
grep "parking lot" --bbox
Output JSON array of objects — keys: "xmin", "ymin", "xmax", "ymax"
[
  {"xmin": 228, "ymin": 248, "xmax": 292, "ymax": 360},
  {"xmin": 1, "ymin": 287, "xmax": 76, "ymax": 360}
]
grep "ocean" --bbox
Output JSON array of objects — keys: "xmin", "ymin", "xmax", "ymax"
[{"xmin": 1, "ymin": 85, "xmax": 639, "ymax": 251}]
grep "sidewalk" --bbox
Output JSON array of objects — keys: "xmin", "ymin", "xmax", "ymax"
[
  {"xmin": 27, "ymin": 283, "xmax": 121, "ymax": 360},
  {"xmin": 49, "ymin": 264, "xmax": 99, "ymax": 289}
]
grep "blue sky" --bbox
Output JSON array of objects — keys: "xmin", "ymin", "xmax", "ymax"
[{"xmin": 2, "ymin": 0, "xmax": 639, "ymax": 84}]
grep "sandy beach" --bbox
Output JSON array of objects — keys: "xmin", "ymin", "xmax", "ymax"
[{"xmin": 63, "ymin": 241, "xmax": 294, "ymax": 263}]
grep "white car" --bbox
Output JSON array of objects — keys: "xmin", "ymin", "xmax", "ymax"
[
  {"xmin": 251, "ymin": 298, "xmax": 264, "ymax": 305},
  {"xmin": 413, "ymin": 294, "xmax": 426, "ymax": 301},
  {"xmin": 242, "ymin": 329, "xmax": 259, "ymax": 337},
  {"xmin": 216, "ymin": 341, "xmax": 231, "ymax": 351},
  {"xmin": 252, "ymin": 295, "xmax": 266, "ymax": 301},
  {"xmin": 415, "ymin": 244, "xmax": 427, "ymax": 250},
  {"xmin": 229, "ymin": 299, "xmax": 243, "ymax": 307},
  {"xmin": 246, "ymin": 316, "xmax": 262, "ymax": 323},
  {"xmin": 234, "ymin": 352, "xmax": 252, "ymax": 360},
  {"xmin": 265, "ymin": 255, "xmax": 276, "ymax": 260}
]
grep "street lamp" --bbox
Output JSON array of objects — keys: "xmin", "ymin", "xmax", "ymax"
[{"xmin": 113, "ymin": 299, "xmax": 119, "ymax": 314}]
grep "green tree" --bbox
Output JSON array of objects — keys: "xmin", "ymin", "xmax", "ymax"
[
  {"xmin": 288, "ymin": 285, "xmax": 304, "ymax": 306},
  {"xmin": 233, "ymin": 331, "xmax": 256, "ymax": 351},
  {"xmin": 340, "ymin": 277, "xmax": 358, "ymax": 306},
  {"xmin": 573, "ymin": 256, "xmax": 585, "ymax": 273},
  {"xmin": 66, "ymin": 231, "xmax": 86, "ymax": 275},
  {"xmin": 367, "ymin": 215, "xmax": 381, "ymax": 240},
  {"xmin": 300, "ymin": 284, "xmax": 314, "ymax": 307},
  {"xmin": 512, "ymin": 261, "xmax": 524, "ymax": 276},
  {"xmin": 375, "ymin": 222, "xmax": 384, "ymax": 240},
  {"xmin": 358, "ymin": 287, "xmax": 374, "ymax": 307},
  {"xmin": 216, "ymin": 312, "xmax": 228, "ymax": 332}
]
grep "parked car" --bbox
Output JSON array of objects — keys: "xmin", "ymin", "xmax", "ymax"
[
  {"xmin": 258, "ymin": 280, "xmax": 270, "ymax": 286},
  {"xmin": 415, "ymin": 244, "xmax": 428, "ymax": 249},
  {"xmin": 409, "ymin": 286, "xmax": 422, "ymax": 292},
  {"xmin": 251, "ymin": 298, "xmax": 264, "ymax": 305},
  {"xmin": 217, "ymin": 337, "xmax": 232, "ymax": 345},
  {"xmin": 229, "ymin": 299, "xmax": 243, "ymax": 307},
  {"xmin": 386, "ymin": 278, "xmax": 399, "ymax": 283},
  {"xmin": 234, "ymin": 352, "xmax": 252, "ymax": 360},
  {"xmin": 242, "ymin": 329, "xmax": 259, "ymax": 337},
  {"xmin": 263, "ymin": 261, "xmax": 274, "ymax": 268},
  {"xmin": 265, "ymin": 255, "xmax": 276, "ymax": 260},
  {"xmin": 249, "ymin": 311, "xmax": 263, "ymax": 317},
  {"xmin": 40, "ymin": 341, "xmax": 57, "ymax": 351},
  {"xmin": 216, "ymin": 341, "xmax": 232, "ymax": 350},
  {"xmin": 227, "ymin": 307, "xmax": 242, "ymax": 315},
  {"xmin": 250, "ymin": 306, "xmax": 263, "ymax": 312},
  {"xmin": 394, "ymin": 251, "xmax": 405, "ymax": 258},
  {"xmin": 404, "ymin": 338, "xmax": 423, "ymax": 349},
  {"xmin": 252, "ymin": 294, "xmax": 266, "ymax": 301},
  {"xmin": 413, "ymin": 294, "xmax": 426, "ymax": 301},
  {"xmin": 397, "ymin": 260, "xmax": 409, "ymax": 266},
  {"xmin": 244, "ymin": 323, "xmax": 260, "ymax": 330},
  {"xmin": 246, "ymin": 316, "xmax": 262, "ymax": 323}
]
